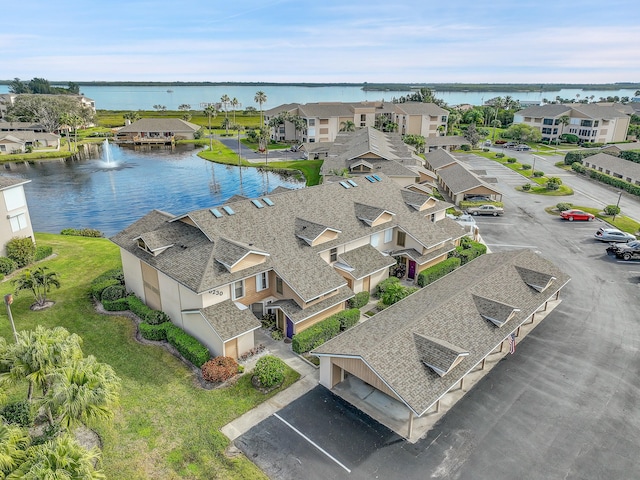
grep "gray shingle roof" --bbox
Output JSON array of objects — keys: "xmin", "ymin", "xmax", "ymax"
[
  {"xmin": 424, "ymin": 148, "xmax": 458, "ymax": 171},
  {"xmin": 515, "ymin": 105, "xmax": 572, "ymax": 118},
  {"xmin": 269, "ymin": 286, "xmax": 354, "ymax": 323},
  {"xmin": 0, "ymin": 175, "xmax": 30, "ymax": 191},
  {"xmin": 413, "ymin": 333, "xmax": 468, "ymax": 377},
  {"xmin": 335, "ymin": 244, "xmax": 396, "ymax": 280},
  {"xmin": 313, "ymin": 249, "xmax": 570, "ymax": 416},
  {"xmin": 582, "ymin": 152, "xmax": 640, "ymax": 179},
  {"xmin": 111, "ymin": 175, "xmax": 465, "ymax": 301},
  {"xmin": 437, "ymin": 163, "xmax": 502, "ymax": 195},
  {"xmin": 118, "ymin": 118, "xmax": 200, "ymax": 133},
  {"xmin": 425, "ymin": 136, "xmax": 470, "ymax": 147},
  {"xmin": 197, "ymin": 300, "xmax": 261, "ymax": 341},
  {"xmin": 394, "ymin": 102, "xmax": 449, "ymax": 116}
]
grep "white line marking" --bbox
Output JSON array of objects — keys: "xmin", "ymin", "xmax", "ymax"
[{"xmin": 274, "ymin": 413, "xmax": 351, "ymax": 473}]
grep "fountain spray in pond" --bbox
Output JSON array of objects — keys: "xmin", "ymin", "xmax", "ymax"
[{"xmin": 102, "ymin": 139, "xmax": 112, "ymax": 164}]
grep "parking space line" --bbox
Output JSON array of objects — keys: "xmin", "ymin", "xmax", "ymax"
[
  {"xmin": 273, "ymin": 413, "xmax": 351, "ymax": 473},
  {"xmin": 485, "ymin": 244, "xmax": 538, "ymax": 248}
]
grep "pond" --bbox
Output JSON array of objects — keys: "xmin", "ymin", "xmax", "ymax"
[{"xmin": 2, "ymin": 144, "xmax": 305, "ymax": 237}]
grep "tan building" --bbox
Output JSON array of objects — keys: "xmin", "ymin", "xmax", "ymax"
[
  {"xmin": 111, "ymin": 176, "xmax": 465, "ymax": 360},
  {"xmin": 513, "ymin": 104, "xmax": 631, "ymax": 144},
  {"xmin": 0, "ymin": 177, "xmax": 34, "ymax": 256},
  {"xmin": 314, "ymin": 249, "xmax": 570, "ymax": 440},
  {"xmin": 265, "ymin": 101, "xmax": 448, "ymax": 144},
  {"xmin": 115, "ymin": 118, "xmax": 201, "ymax": 144},
  {"xmin": 582, "ymin": 152, "xmax": 640, "ymax": 186}
]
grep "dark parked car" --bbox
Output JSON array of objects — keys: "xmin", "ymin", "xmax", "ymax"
[
  {"xmin": 515, "ymin": 144, "xmax": 531, "ymax": 151},
  {"xmin": 465, "ymin": 195, "xmax": 491, "ymax": 202},
  {"xmin": 607, "ymin": 240, "xmax": 640, "ymax": 260}
]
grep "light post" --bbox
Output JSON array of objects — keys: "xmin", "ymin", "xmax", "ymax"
[
  {"xmin": 613, "ymin": 191, "xmax": 622, "ymax": 221},
  {"xmin": 4, "ymin": 293, "xmax": 18, "ymax": 342},
  {"xmin": 531, "ymin": 154, "xmax": 540, "ymax": 177}
]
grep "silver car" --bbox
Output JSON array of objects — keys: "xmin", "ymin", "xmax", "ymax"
[
  {"xmin": 594, "ymin": 227, "xmax": 636, "ymax": 242},
  {"xmin": 466, "ymin": 204, "xmax": 504, "ymax": 216}
]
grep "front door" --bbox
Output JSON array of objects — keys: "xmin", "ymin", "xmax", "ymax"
[
  {"xmin": 286, "ymin": 318, "xmax": 294, "ymax": 338},
  {"xmin": 408, "ymin": 260, "xmax": 416, "ymax": 280}
]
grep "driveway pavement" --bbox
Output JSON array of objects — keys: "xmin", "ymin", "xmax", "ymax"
[{"xmin": 233, "ymin": 152, "xmax": 640, "ymax": 479}]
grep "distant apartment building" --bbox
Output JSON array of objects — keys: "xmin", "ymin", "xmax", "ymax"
[
  {"xmin": 0, "ymin": 177, "xmax": 34, "ymax": 256},
  {"xmin": 513, "ymin": 104, "xmax": 631, "ymax": 144},
  {"xmin": 264, "ymin": 101, "xmax": 448, "ymax": 144}
]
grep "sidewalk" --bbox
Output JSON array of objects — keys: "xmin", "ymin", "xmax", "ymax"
[{"xmin": 220, "ymin": 329, "xmax": 319, "ymax": 441}]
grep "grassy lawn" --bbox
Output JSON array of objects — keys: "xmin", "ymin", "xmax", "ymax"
[
  {"xmin": 545, "ymin": 206, "xmax": 640, "ymax": 235},
  {"xmin": 96, "ymin": 110, "xmax": 262, "ymax": 130},
  {"xmin": 0, "ymin": 233, "xmax": 300, "ymax": 479}
]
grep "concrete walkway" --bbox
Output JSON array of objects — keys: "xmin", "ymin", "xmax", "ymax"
[{"xmin": 221, "ymin": 329, "xmax": 319, "ymax": 441}]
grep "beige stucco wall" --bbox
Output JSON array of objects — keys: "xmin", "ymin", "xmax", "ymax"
[
  {"xmin": 120, "ymin": 250, "xmax": 145, "ymax": 300},
  {"xmin": 0, "ymin": 185, "xmax": 34, "ymax": 257},
  {"xmin": 237, "ymin": 331, "xmax": 255, "ymax": 357},
  {"xmin": 182, "ymin": 311, "xmax": 223, "ymax": 357}
]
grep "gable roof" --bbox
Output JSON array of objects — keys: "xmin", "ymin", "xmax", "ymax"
[
  {"xmin": 118, "ymin": 118, "xmax": 200, "ymax": 133},
  {"xmin": 111, "ymin": 174, "xmax": 466, "ymax": 301},
  {"xmin": 334, "ymin": 244, "xmax": 396, "ymax": 280},
  {"xmin": 191, "ymin": 300, "xmax": 261, "ymax": 342},
  {"xmin": 437, "ymin": 163, "xmax": 502, "ymax": 195},
  {"xmin": 582, "ymin": 152, "xmax": 640, "ymax": 179},
  {"xmin": 424, "ymin": 148, "xmax": 458, "ymax": 171},
  {"xmin": 0, "ymin": 175, "xmax": 31, "ymax": 191},
  {"xmin": 515, "ymin": 105, "xmax": 572, "ymax": 118},
  {"xmin": 313, "ymin": 249, "xmax": 570, "ymax": 416},
  {"xmin": 394, "ymin": 102, "xmax": 449, "ymax": 116}
]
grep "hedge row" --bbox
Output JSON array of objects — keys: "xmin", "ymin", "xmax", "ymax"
[
  {"xmin": 60, "ymin": 228, "xmax": 104, "ymax": 237},
  {"xmin": 139, "ymin": 322, "xmax": 168, "ymax": 341},
  {"xmin": 347, "ymin": 291, "xmax": 370, "ymax": 309},
  {"xmin": 563, "ymin": 149, "xmax": 602, "ymax": 165},
  {"xmin": 588, "ymin": 169, "xmax": 640, "ymax": 197},
  {"xmin": 452, "ymin": 239, "xmax": 487, "ymax": 265},
  {"xmin": 417, "ymin": 257, "xmax": 461, "ymax": 287},
  {"xmin": 334, "ymin": 308, "xmax": 361, "ymax": 331},
  {"xmin": 292, "ymin": 317, "xmax": 341, "ymax": 354},
  {"xmin": 620, "ymin": 151, "xmax": 640, "ymax": 163},
  {"xmin": 126, "ymin": 295, "xmax": 170, "ymax": 325},
  {"xmin": 34, "ymin": 245, "xmax": 53, "ymax": 261},
  {"xmin": 165, "ymin": 323, "xmax": 210, "ymax": 367}
]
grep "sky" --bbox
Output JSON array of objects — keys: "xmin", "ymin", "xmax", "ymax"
[{"xmin": 3, "ymin": 0, "xmax": 639, "ymax": 84}]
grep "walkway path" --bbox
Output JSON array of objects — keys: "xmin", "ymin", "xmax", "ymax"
[{"xmin": 221, "ymin": 329, "xmax": 319, "ymax": 441}]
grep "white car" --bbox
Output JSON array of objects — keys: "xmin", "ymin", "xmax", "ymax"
[{"xmin": 594, "ymin": 227, "xmax": 636, "ymax": 243}]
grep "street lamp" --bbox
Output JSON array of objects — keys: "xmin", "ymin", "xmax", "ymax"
[
  {"xmin": 613, "ymin": 191, "xmax": 622, "ymax": 221},
  {"xmin": 4, "ymin": 293, "xmax": 18, "ymax": 342}
]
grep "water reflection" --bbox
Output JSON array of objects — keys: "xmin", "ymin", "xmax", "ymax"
[{"xmin": 2, "ymin": 144, "xmax": 304, "ymax": 237}]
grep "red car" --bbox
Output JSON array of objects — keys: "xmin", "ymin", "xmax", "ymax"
[{"xmin": 560, "ymin": 209, "xmax": 595, "ymax": 221}]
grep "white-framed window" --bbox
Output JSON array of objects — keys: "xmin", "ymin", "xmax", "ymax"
[
  {"xmin": 9, "ymin": 213, "xmax": 28, "ymax": 232},
  {"xmin": 330, "ymin": 248, "xmax": 337, "ymax": 262},
  {"xmin": 370, "ymin": 232, "xmax": 380, "ymax": 247},
  {"xmin": 232, "ymin": 280, "xmax": 245, "ymax": 300},
  {"xmin": 384, "ymin": 228, "xmax": 393, "ymax": 243},
  {"xmin": 256, "ymin": 272, "xmax": 269, "ymax": 292}
]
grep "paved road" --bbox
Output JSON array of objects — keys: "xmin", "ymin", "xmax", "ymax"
[{"xmin": 236, "ymin": 154, "xmax": 640, "ymax": 480}]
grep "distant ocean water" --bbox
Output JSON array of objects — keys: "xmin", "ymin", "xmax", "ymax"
[{"xmin": 0, "ymin": 84, "xmax": 637, "ymax": 110}]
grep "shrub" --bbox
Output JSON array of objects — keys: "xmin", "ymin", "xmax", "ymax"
[
  {"xmin": 521, "ymin": 163, "xmax": 532, "ymax": 170},
  {"xmin": 34, "ymin": 245, "xmax": 53, "ymax": 261},
  {"xmin": 201, "ymin": 356, "xmax": 238, "ymax": 383},
  {"xmin": 139, "ymin": 322, "xmax": 168, "ymax": 341},
  {"xmin": 495, "ymin": 152, "xmax": 505, "ymax": 158},
  {"xmin": 5, "ymin": 237, "xmax": 36, "ymax": 268},
  {"xmin": 261, "ymin": 313, "xmax": 276, "ymax": 329},
  {"xmin": 335, "ymin": 308, "xmax": 361, "ymax": 331},
  {"xmin": 127, "ymin": 295, "xmax": 149, "ymax": 319},
  {"xmin": 60, "ymin": 228, "xmax": 103, "ymax": 237},
  {"xmin": 292, "ymin": 317, "xmax": 341, "ymax": 354},
  {"xmin": 533, "ymin": 170, "xmax": 544, "ymax": 177},
  {"xmin": 571, "ymin": 162, "xmax": 586, "ymax": 173},
  {"xmin": 546, "ymin": 181, "xmax": 560, "ymax": 190},
  {"xmin": 91, "ymin": 279, "xmax": 119, "ymax": 300},
  {"xmin": 451, "ymin": 239, "xmax": 487, "ymax": 266},
  {"xmin": 164, "ymin": 324, "xmax": 210, "ymax": 367},
  {"xmin": 0, "ymin": 257, "xmax": 17, "ymax": 276},
  {"xmin": 460, "ymin": 144, "xmax": 471, "ymax": 151},
  {"xmin": 506, "ymin": 157, "xmax": 517, "ymax": 163},
  {"xmin": 417, "ymin": 257, "xmax": 461, "ymax": 287},
  {"xmin": 271, "ymin": 329, "xmax": 284, "ymax": 341},
  {"xmin": 101, "ymin": 284, "xmax": 127, "ymax": 302},
  {"xmin": 604, "ymin": 205, "xmax": 621, "ymax": 216},
  {"xmin": 0, "ymin": 401, "xmax": 33, "ymax": 427},
  {"xmin": 102, "ymin": 297, "xmax": 131, "ymax": 311},
  {"xmin": 253, "ymin": 355, "xmax": 286, "ymax": 389},
  {"xmin": 381, "ymin": 283, "xmax": 416, "ymax": 306},
  {"xmin": 374, "ymin": 276, "xmax": 400, "ymax": 298},
  {"xmin": 556, "ymin": 202, "xmax": 573, "ymax": 212},
  {"xmin": 347, "ymin": 291, "xmax": 370, "ymax": 309},
  {"xmin": 522, "ymin": 183, "xmax": 531, "ymax": 191},
  {"xmin": 561, "ymin": 133, "xmax": 579, "ymax": 144},
  {"xmin": 146, "ymin": 309, "xmax": 171, "ymax": 325},
  {"xmin": 482, "ymin": 148, "xmax": 489, "ymax": 152}
]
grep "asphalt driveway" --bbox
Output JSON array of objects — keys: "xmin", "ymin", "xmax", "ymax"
[{"xmin": 236, "ymin": 153, "xmax": 640, "ymax": 479}]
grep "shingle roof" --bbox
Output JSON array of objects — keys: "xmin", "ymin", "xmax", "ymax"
[
  {"xmin": 425, "ymin": 136, "xmax": 470, "ymax": 147},
  {"xmin": 118, "ymin": 118, "xmax": 200, "ymax": 133},
  {"xmin": 313, "ymin": 249, "xmax": 570, "ymax": 416},
  {"xmin": 582, "ymin": 152, "xmax": 640, "ymax": 179},
  {"xmin": 437, "ymin": 163, "xmax": 502, "ymax": 195},
  {"xmin": 269, "ymin": 286, "xmax": 354, "ymax": 323},
  {"xmin": 111, "ymin": 175, "xmax": 466, "ymax": 301},
  {"xmin": 0, "ymin": 175, "xmax": 30, "ymax": 191},
  {"xmin": 424, "ymin": 148, "xmax": 458, "ymax": 171},
  {"xmin": 335, "ymin": 244, "xmax": 396, "ymax": 280},
  {"xmin": 601, "ymin": 143, "xmax": 640, "ymax": 152},
  {"xmin": 394, "ymin": 102, "xmax": 449, "ymax": 116},
  {"xmin": 197, "ymin": 300, "xmax": 261, "ymax": 341},
  {"xmin": 515, "ymin": 105, "xmax": 572, "ymax": 118}
]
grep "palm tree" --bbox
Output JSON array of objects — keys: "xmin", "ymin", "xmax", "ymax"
[
  {"xmin": 203, "ymin": 105, "xmax": 217, "ymax": 151},
  {"xmin": 557, "ymin": 115, "xmax": 570, "ymax": 144},
  {"xmin": 290, "ymin": 115, "xmax": 306, "ymax": 142},
  {"xmin": 220, "ymin": 95, "xmax": 231, "ymax": 134},
  {"xmin": 12, "ymin": 266, "xmax": 61, "ymax": 307},
  {"xmin": 44, "ymin": 355, "xmax": 120, "ymax": 430},
  {"xmin": 4, "ymin": 326, "xmax": 83, "ymax": 401},
  {"xmin": 231, "ymin": 97, "xmax": 239, "ymax": 125},
  {"xmin": 123, "ymin": 111, "xmax": 140, "ymax": 125},
  {"xmin": 339, "ymin": 120, "xmax": 356, "ymax": 132},
  {"xmin": 8, "ymin": 434, "xmax": 104, "ymax": 479},
  {"xmin": 447, "ymin": 110, "xmax": 462, "ymax": 135},
  {"xmin": 254, "ymin": 91, "xmax": 267, "ymax": 127},
  {"xmin": 491, "ymin": 119, "xmax": 502, "ymax": 141},
  {"xmin": 0, "ymin": 423, "xmax": 30, "ymax": 477}
]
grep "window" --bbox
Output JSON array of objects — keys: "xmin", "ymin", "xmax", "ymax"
[
  {"xmin": 3, "ymin": 187, "xmax": 26, "ymax": 211},
  {"xmin": 276, "ymin": 276, "xmax": 283, "ymax": 294},
  {"xmin": 384, "ymin": 228, "xmax": 393, "ymax": 243},
  {"xmin": 360, "ymin": 114, "xmax": 366, "ymax": 121},
  {"xmin": 580, "ymin": 120, "xmax": 593, "ymax": 127},
  {"xmin": 308, "ymin": 119, "xmax": 315, "ymax": 126},
  {"xmin": 9, "ymin": 213, "xmax": 28, "ymax": 232},
  {"xmin": 232, "ymin": 280, "xmax": 244, "ymax": 300},
  {"xmin": 542, "ymin": 127, "xmax": 552, "ymax": 134},
  {"xmin": 330, "ymin": 248, "xmax": 337, "ymax": 262},
  {"xmin": 441, "ymin": 115, "xmax": 448, "ymax": 123},
  {"xmin": 256, "ymin": 272, "xmax": 269, "ymax": 292},
  {"xmin": 594, "ymin": 120, "xmax": 599, "ymax": 127},
  {"xmin": 397, "ymin": 231, "xmax": 406, "ymax": 247},
  {"xmin": 543, "ymin": 118, "xmax": 554, "ymax": 125},
  {"xmin": 370, "ymin": 233, "xmax": 380, "ymax": 247}
]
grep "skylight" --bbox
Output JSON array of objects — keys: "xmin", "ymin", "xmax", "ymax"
[
  {"xmin": 339, "ymin": 181, "xmax": 351, "ymax": 189},
  {"xmin": 262, "ymin": 197, "xmax": 274, "ymax": 206},
  {"xmin": 222, "ymin": 205, "xmax": 235, "ymax": 215},
  {"xmin": 372, "ymin": 174, "xmax": 381, "ymax": 181},
  {"xmin": 251, "ymin": 199, "xmax": 265, "ymax": 209},
  {"xmin": 210, "ymin": 208, "xmax": 222, "ymax": 218},
  {"xmin": 365, "ymin": 175, "xmax": 375, "ymax": 182},
  {"xmin": 347, "ymin": 179, "xmax": 358, "ymax": 187}
]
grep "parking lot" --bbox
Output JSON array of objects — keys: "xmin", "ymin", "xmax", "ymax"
[{"xmin": 236, "ymin": 153, "xmax": 640, "ymax": 480}]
